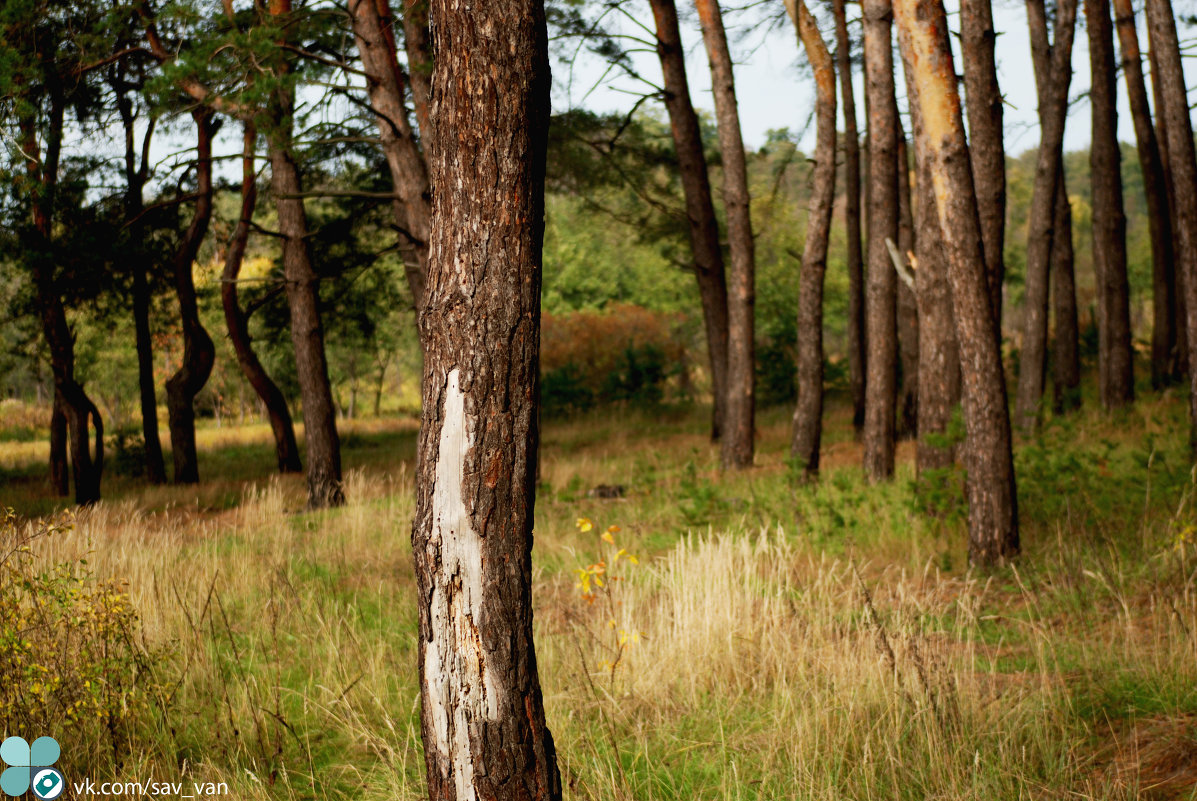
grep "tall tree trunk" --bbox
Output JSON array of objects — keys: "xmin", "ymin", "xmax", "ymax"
[
  {"xmin": 222, "ymin": 124, "xmax": 303, "ymax": 474},
  {"xmin": 861, "ymin": 0, "xmax": 899, "ymax": 481},
  {"xmin": 115, "ymin": 89, "xmax": 167, "ymax": 485},
  {"xmin": 785, "ymin": 0, "xmax": 836, "ymax": 478},
  {"xmin": 695, "ymin": 0, "xmax": 755, "ymax": 469},
  {"xmin": 900, "ymin": 18, "xmax": 959, "ymax": 476},
  {"xmin": 896, "ymin": 131, "xmax": 919, "ymax": 439},
  {"xmin": 1144, "ymin": 0, "xmax": 1197, "ymax": 457},
  {"xmin": 1147, "ymin": 21, "xmax": 1187, "ymax": 379},
  {"xmin": 1052, "ymin": 169, "xmax": 1082, "ymax": 413},
  {"xmin": 1113, "ymin": 0, "xmax": 1175, "ymax": 390},
  {"xmin": 413, "ymin": 1, "xmax": 562, "ymax": 798},
  {"xmin": 1016, "ymin": 0, "xmax": 1078, "ymax": 432},
  {"xmin": 132, "ymin": 262, "xmax": 167, "ymax": 483},
  {"xmin": 349, "ymin": 0, "xmax": 431, "ymax": 316},
  {"xmin": 833, "ymin": 0, "xmax": 867, "ymax": 435},
  {"xmin": 961, "ymin": 0, "xmax": 1006, "ymax": 326},
  {"xmin": 268, "ymin": 0, "xmax": 344, "ymax": 507},
  {"xmin": 165, "ymin": 110, "xmax": 218, "ymax": 485},
  {"xmin": 1087, "ymin": 0, "xmax": 1135, "ymax": 410},
  {"xmin": 895, "ymin": 0, "xmax": 1019, "ymax": 565},
  {"xmin": 913, "ymin": 147, "xmax": 960, "ymax": 475},
  {"xmin": 649, "ymin": 0, "xmax": 730, "ymax": 441},
  {"xmin": 21, "ymin": 96, "xmax": 103, "ymax": 506}
]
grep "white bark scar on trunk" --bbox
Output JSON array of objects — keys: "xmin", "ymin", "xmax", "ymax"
[{"xmin": 423, "ymin": 367, "xmax": 501, "ymax": 800}]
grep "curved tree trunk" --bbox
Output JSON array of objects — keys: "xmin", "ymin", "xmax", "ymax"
[
  {"xmin": 165, "ymin": 109, "xmax": 218, "ymax": 485},
  {"xmin": 268, "ymin": 0, "xmax": 344, "ymax": 507},
  {"xmin": 785, "ymin": 0, "xmax": 836, "ymax": 478},
  {"xmin": 350, "ymin": 0, "xmax": 431, "ymax": 316},
  {"xmin": 961, "ymin": 0, "xmax": 1006, "ymax": 326},
  {"xmin": 1144, "ymin": 0, "xmax": 1197, "ymax": 457},
  {"xmin": 650, "ymin": 0, "xmax": 730, "ymax": 441},
  {"xmin": 1113, "ymin": 0, "xmax": 1175, "ymax": 390},
  {"xmin": 894, "ymin": 0, "xmax": 1019, "ymax": 565},
  {"xmin": 833, "ymin": 0, "xmax": 867, "ymax": 435},
  {"xmin": 222, "ymin": 124, "xmax": 302, "ymax": 474},
  {"xmin": 1052, "ymin": 168, "xmax": 1082, "ymax": 413},
  {"xmin": 896, "ymin": 131, "xmax": 919, "ymax": 439},
  {"xmin": 862, "ymin": 0, "xmax": 899, "ymax": 481},
  {"xmin": 412, "ymin": 1, "xmax": 562, "ymax": 797},
  {"xmin": 1087, "ymin": 0, "xmax": 1135, "ymax": 410},
  {"xmin": 695, "ymin": 0, "xmax": 755, "ymax": 469},
  {"xmin": 1016, "ymin": 0, "xmax": 1078, "ymax": 432},
  {"xmin": 22, "ymin": 96, "xmax": 103, "ymax": 505}
]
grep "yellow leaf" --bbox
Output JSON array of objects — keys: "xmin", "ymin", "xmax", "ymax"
[
  {"xmin": 576, "ymin": 518, "xmax": 593, "ymax": 532},
  {"xmin": 601, "ymin": 531, "xmax": 616, "ymax": 545}
]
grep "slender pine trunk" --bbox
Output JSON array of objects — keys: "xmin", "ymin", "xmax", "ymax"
[
  {"xmin": 649, "ymin": 0, "xmax": 730, "ymax": 441},
  {"xmin": 861, "ymin": 0, "xmax": 899, "ymax": 481},
  {"xmin": 1087, "ymin": 0, "xmax": 1135, "ymax": 410},
  {"xmin": 786, "ymin": 0, "xmax": 836, "ymax": 478},
  {"xmin": 695, "ymin": 0, "xmax": 755, "ymax": 469},
  {"xmin": 833, "ymin": 0, "xmax": 867, "ymax": 435}
]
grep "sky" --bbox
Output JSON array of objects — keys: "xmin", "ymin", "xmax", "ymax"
[{"xmin": 553, "ymin": 0, "xmax": 1197, "ymax": 157}]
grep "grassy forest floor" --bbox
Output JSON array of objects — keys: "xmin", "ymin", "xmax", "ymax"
[{"xmin": 1, "ymin": 386, "xmax": 1196, "ymax": 800}]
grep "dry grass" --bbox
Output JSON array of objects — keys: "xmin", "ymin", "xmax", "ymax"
[{"xmin": 1, "ymin": 397, "xmax": 1195, "ymax": 799}]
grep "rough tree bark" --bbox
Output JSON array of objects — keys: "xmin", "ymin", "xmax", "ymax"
[
  {"xmin": 695, "ymin": 0, "xmax": 755, "ymax": 469},
  {"xmin": 1052, "ymin": 170, "xmax": 1082, "ymax": 413},
  {"xmin": 1144, "ymin": 0, "xmax": 1197, "ymax": 456},
  {"xmin": 349, "ymin": 0, "xmax": 431, "ymax": 315},
  {"xmin": 900, "ymin": 42, "xmax": 959, "ymax": 476},
  {"xmin": 1146, "ymin": 21, "xmax": 1186, "ymax": 379},
  {"xmin": 267, "ymin": 0, "xmax": 344, "ymax": 507},
  {"xmin": 785, "ymin": 0, "xmax": 836, "ymax": 478},
  {"xmin": 412, "ymin": 1, "xmax": 562, "ymax": 798},
  {"xmin": 1087, "ymin": 0, "xmax": 1135, "ymax": 410},
  {"xmin": 894, "ymin": 0, "xmax": 1019, "ymax": 565},
  {"xmin": 861, "ymin": 0, "xmax": 899, "ymax": 481},
  {"xmin": 1113, "ymin": 0, "xmax": 1175, "ymax": 390},
  {"xmin": 833, "ymin": 0, "xmax": 867, "ymax": 435},
  {"xmin": 165, "ymin": 110, "xmax": 218, "ymax": 485},
  {"xmin": 1015, "ymin": 0, "xmax": 1078, "ymax": 432},
  {"xmin": 649, "ymin": 0, "xmax": 730, "ymax": 441},
  {"xmin": 896, "ymin": 131, "xmax": 919, "ymax": 438},
  {"xmin": 221, "ymin": 124, "xmax": 303, "ymax": 474},
  {"xmin": 961, "ymin": 0, "xmax": 1006, "ymax": 325},
  {"xmin": 914, "ymin": 151, "xmax": 960, "ymax": 475}
]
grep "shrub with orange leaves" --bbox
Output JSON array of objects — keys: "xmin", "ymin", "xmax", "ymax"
[{"xmin": 541, "ymin": 304, "xmax": 691, "ymax": 414}]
